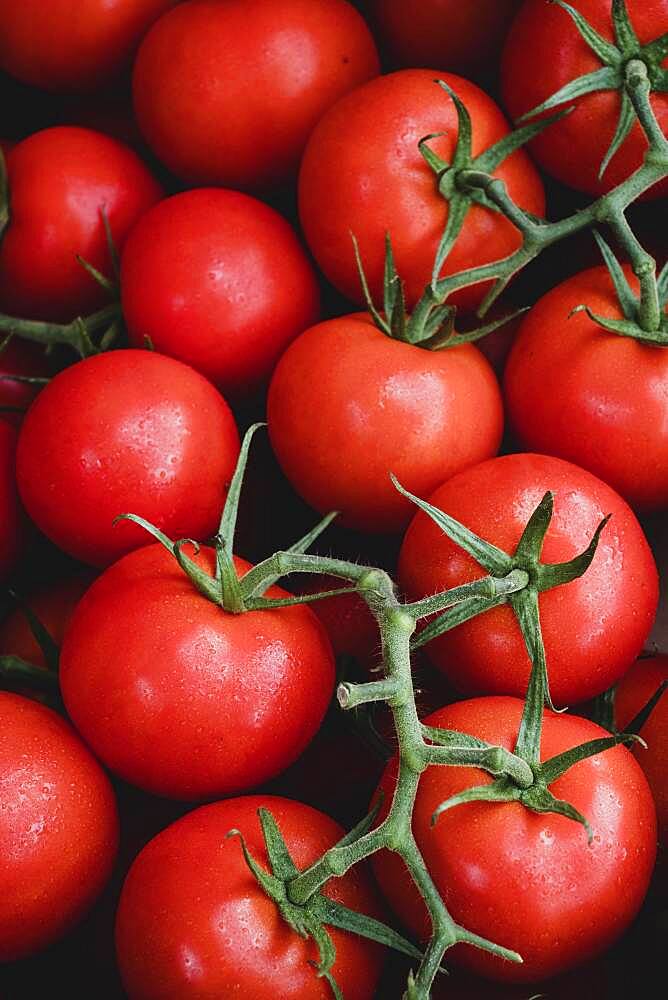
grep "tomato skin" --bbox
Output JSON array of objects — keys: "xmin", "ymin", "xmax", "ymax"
[
  {"xmin": 370, "ymin": 0, "xmax": 521, "ymax": 78},
  {"xmin": 0, "ymin": 575, "xmax": 92, "ymax": 669},
  {"xmin": 268, "ymin": 314, "xmax": 504, "ymax": 533},
  {"xmin": 615, "ymin": 655, "xmax": 668, "ymax": 850},
  {"xmin": 372, "ymin": 697, "xmax": 657, "ymax": 982},
  {"xmin": 0, "ymin": 692, "xmax": 119, "ymax": 961},
  {"xmin": 298, "ymin": 69, "xmax": 545, "ymax": 311},
  {"xmin": 16, "ymin": 350, "xmax": 240, "ymax": 568},
  {"xmin": 59, "ymin": 547, "xmax": 335, "ymax": 799},
  {"xmin": 121, "ymin": 188, "xmax": 320, "ymax": 398},
  {"xmin": 504, "ymin": 265, "xmax": 668, "ymax": 512},
  {"xmin": 0, "ymin": 419, "xmax": 22, "ymax": 582},
  {"xmin": 0, "ymin": 1, "xmax": 176, "ymax": 92},
  {"xmin": 398, "ymin": 453, "xmax": 658, "ymax": 705},
  {"xmin": 133, "ymin": 0, "xmax": 379, "ymax": 190},
  {"xmin": 116, "ymin": 795, "xmax": 384, "ymax": 999},
  {"xmin": 0, "ymin": 127, "xmax": 162, "ymax": 323},
  {"xmin": 501, "ymin": 0, "xmax": 668, "ymax": 197}
]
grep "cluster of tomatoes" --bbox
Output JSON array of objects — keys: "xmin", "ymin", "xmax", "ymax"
[{"xmin": 0, "ymin": 1, "xmax": 666, "ymax": 998}]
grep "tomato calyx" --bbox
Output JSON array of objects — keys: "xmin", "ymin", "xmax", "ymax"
[
  {"xmin": 229, "ymin": 804, "xmax": 429, "ymax": 999},
  {"xmin": 353, "ymin": 231, "xmax": 527, "ymax": 351},
  {"xmin": 417, "ymin": 79, "xmax": 566, "ymax": 292},
  {"xmin": 518, "ymin": 0, "xmax": 668, "ymax": 180},
  {"xmin": 570, "ymin": 231, "xmax": 668, "ymax": 343}
]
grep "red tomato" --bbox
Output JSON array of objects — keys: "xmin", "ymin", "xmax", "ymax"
[
  {"xmin": 116, "ymin": 795, "xmax": 384, "ymax": 999},
  {"xmin": 121, "ymin": 188, "xmax": 320, "ymax": 398},
  {"xmin": 0, "ymin": 339, "xmax": 49, "ymax": 426},
  {"xmin": 59, "ymin": 546, "xmax": 335, "ymax": 799},
  {"xmin": 295, "ymin": 573, "xmax": 381, "ymax": 672},
  {"xmin": 0, "ymin": 1, "xmax": 176, "ymax": 92},
  {"xmin": 398, "ymin": 453, "xmax": 658, "ymax": 705},
  {"xmin": 0, "ymin": 575, "xmax": 92, "ymax": 669},
  {"xmin": 0, "ymin": 692, "xmax": 118, "ymax": 961},
  {"xmin": 298, "ymin": 69, "xmax": 545, "ymax": 311},
  {"xmin": 615, "ymin": 655, "xmax": 668, "ymax": 849},
  {"xmin": 132, "ymin": 0, "xmax": 380, "ymax": 189},
  {"xmin": 504, "ymin": 265, "xmax": 668, "ymax": 512},
  {"xmin": 501, "ymin": 0, "xmax": 668, "ymax": 197},
  {"xmin": 268, "ymin": 313, "xmax": 503, "ymax": 533},
  {"xmin": 372, "ymin": 697, "xmax": 657, "ymax": 982},
  {"xmin": 0, "ymin": 127, "xmax": 162, "ymax": 322},
  {"xmin": 370, "ymin": 0, "xmax": 521, "ymax": 78},
  {"xmin": 0, "ymin": 419, "xmax": 22, "ymax": 581},
  {"xmin": 16, "ymin": 350, "xmax": 240, "ymax": 568}
]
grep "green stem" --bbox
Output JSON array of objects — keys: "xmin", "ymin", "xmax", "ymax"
[
  {"xmin": 0, "ymin": 302, "xmax": 121, "ymax": 357},
  {"xmin": 607, "ymin": 210, "xmax": 661, "ymax": 331}
]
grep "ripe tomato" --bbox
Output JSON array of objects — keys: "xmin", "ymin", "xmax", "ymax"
[
  {"xmin": 0, "ymin": 692, "xmax": 119, "ymax": 961},
  {"xmin": 132, "ymin": 0, "xmax": 380, "ymax": 189},
  {"xmin": 501, "ymin": 0, "xmax": 668, "ymax": 197},
  {"xmin": 398, "ymin": 453, "xmax": 658, "ymax": 705},
  {"xmin": 0, "ymin": 1, "xmax": 176, "ymax": 92},
  {"xmin": 504, "ymin": 265, "xmax": 668, "ymax": 512},
  {"xmin": 0, "ymin": 338, "xmax": 50, "ymax": 425},
  {"xmin": 0, "ymin": 418, "xmax": 22, "ymax": 581},
  {"xmin": 0, "ymin": 575, "xmax": 92, "ymax": 669},
  {"xmin": 615, "ymin": 655, "xmax": 668, "ymax": 850},
  {"xmin": 268, "ymin": 313, "xmax": 503, "ymax": 533},
  {"xmin": 0, "ymin": 127, "xmax": 162, "ymax": 322},
  {"xmin": 372, "ymin": 697, "xmax": 657, "ymax": 982},
  {"xmin": 121, "ymin": 188, "xmax": 320, "ymax": 398},
  {"xmin": 369, "ymin": 0, "xmax": 521, "ymax": 78},
  {"xmin": 116, "ymin": 795, "xmax": 384, "ymax": 999},
  {"xmin": 298, "ymin": 68, "xmax": 545, "ymax": 311},
  {"xmin": 295, "ymin": 573, "xmax": 381, "ymax": 672},
  {"xmin": 59, "ymin": 546, "xmax": 335, "ymax": 799},
  {"xmin": 16, "ymin": 350, "xmax": 240, "ymax": 568}
]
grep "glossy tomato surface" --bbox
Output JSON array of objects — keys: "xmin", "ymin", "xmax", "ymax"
[
  {"xmin": 298, "ymin": 68, "xmax": 545, "ymax": 310},
  {"xmin": 0, "ymin": 419, "xmax": 22, "ymax": 582},
  {"xmin": 121, "ymin": 188, "xmax": 320, "ymax": 397},
  {"xmin": 372, "ymin": 698, "xmax": 657, "ymax": 982},
  {"xmin": 615, "ymin": 655, "xmax": 668, "ymax": 849},
  {"xmin": 116, "ymin": 795, "xmax": 384, "ymax": 999},
  {"xmin": 0, "ymin": 692, "xmax": 119, "ymax": 961},
  {"xmin": 0, "ymin": 127, "xmax": 162, "ymax": 322},
  {"xmin": 16, "ymin": 350, "xmax": 240, "ymax": 567},
  {"xmin": 501, "ymin": 0, "xmax": 668, "ymax": 197},
  {"xmin": 0, "ymin": 0, "xmax": 176, "ymax": 92},
  {"xmin": 268, "ymin": 313, "xmax": 503, "ymax": 532},
  {"xmin": 60, "ymin": 547, "xmax": 335, "ymax": 799},
  {"xmin": 504, "ymin": 265, "xmax": 668, "ymax": 512},
  {"xmin": 133, "ymin": 0, "xmax": 379, "ymax": 189},
  {"xmin": 398, "ymin": 453, "xmax": 658, "ymax": 704}
]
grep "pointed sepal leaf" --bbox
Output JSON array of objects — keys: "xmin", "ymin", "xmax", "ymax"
[
  {"xmin": 431, "ymin": 777, "xmax": 522, "ymax": 826},
  {"xmin": 427, "ymin": 306, "xmax": 529, "ymax": 351},
  {"xmin": 569, "ymin": 304, "xmax": 659, "ymax": 341},
  {"xmin": 517, "ymin": 65, "xmax": 619, "ymax": 122},
  {"xmin": 552, "ymin": 1, "xmax": 622, "ymax": 65},
  {"xmin": 410, "ymin": 595, "xmax": 506, "ymax": 651},
  {"xmin": 418, "ymin": 131, "xmax": 449, "ymax": 175},
  {"xmin": 335, "ymin": 798, "xmax": 384, "ymax": 849},
  {"xmin": 217, "ymin": 422, "xmax": 265, "ymax": 554},
  {"xmin": 258, "ymin": 808, "xmax": 299, "ymax": 880},
  {"xmin": 592, "ymin": 231, "xmax": 638, "ymax": 319},
  {"xmin": 599, "ymin": 88, "xmax": 635, "ymax": 178},
  {"xmin": 534, "ymin": 514, "xmax": 610, "ymax": 591},
  {"xmin": 390, "ymin": 475, "xmax": 512, "ymax": 575},
  {"xmin": 624, "ymin": 679, "xmax": 668, "ymax": 736},
  {"xmin": 241, "ymin": 510, "xmax": 338, "ymax": 598},
  {"xmin": 225, "ymin": 828, "xmax": 281, "ymax": 899},
  {"xmin": 537, "ymin": 732, "xmax": 644, "ymax": 787},
  {"xmin": 476, "ymin": 107, "xmax": 574, "ymax": 174},
  {"xmin": 643, "ymin": 29, "xmax": 668, "ymax": 65},
  {"xmin": 520, "ymin": 785, "xmax": 593, "ymax": 842},
  {"xmin": 513, "ymin": 492, "xmax": 554, "ymax": 564},
  {"xmin": 611, "ymin": 0, "xmax": 640, "ymax": 55},
  {"xmin": 512, "ymin": 587, "xmax": 557, "ymax": 762},
  {"xmin": 383, "ymin": 233, "xmax": 407, "ymax": 339},
  {"xmin": 351, "ymin": 232, "xmax": 390, "ymax": 335},
  {"xmin": 7, "ymin": 588, "xmax": 60, "ymax": 672},
  {"xmin": 315, "ymin": 896, "xmax": 430, "ymax": 964},
  {"xmin": 430, "ymin": 192, "xmax": 470, "ymax": 290},
  {"xmin": 435, "ymin": 79, "xmax": 473, "ymax": 170}
]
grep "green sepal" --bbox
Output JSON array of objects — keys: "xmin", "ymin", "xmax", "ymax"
[
  {"xmin": 351, "ymin": 232, "xmax": 390, "ymax": 336},
  {"xmin": 383, "ymin": 232, "xmax": 408, "ymax": 339},
  {"xmin": 258, "ymin": 807, "xmax": 299, "ymax": 879},
  {"xmin": 336, "ymin": 797, "xmax": 384, "ymax": 848},
  {"xmin": 599, "ymin": 89, "xmax": 635, "ymax": 178},
  {"xmin": 424, "ymin": 306, "xmax": 529, "ymax": 351},
  {"xmin": 315, "ymin": 896, "xmax": 431, "ymax": 966},
  {"xmin": 410, "ymin": 595, "xmax": 506, "ymax": 651},
  {"xmin": 431, "ymin": 776, "xmax": 522, "ymax": 826},
  {"xmin": 475, "ymin": 108, "xmax": 574, "ymax": 175},
  {"xmin": 99, "ymin": 319, "xmax": 123, "ymax": 351},
  {"xmin": 533, "ymin": 514, "xmax": 611, "ymax": 591},
  {"xmin": 513, "ymin": 491, "xmax": 554, "ymax": 565},
  {"xmin": 611, "ymin": 0, "xmax": 640, "ymax": 54},
  {"xmin": 511, "ymin": 587, "xmax": 557, "ymax": 762},
  {"xmin": 592, "ymin": 231, "xmax": 639, "ymax": 319},
  {"xmin": 7, "ymin": 588, "xmax": 60, "ymax": 672},
  {"xmin": 390, "ymin": 475, "xmax": 512, "ymax": 575},
  {"xmin": 429, "ymin": 192, "xmax": 471, "ymax": 292},
  {"xmin": 246, "ymin": 585, "xmax": 362, "ymax": 612},
  {"xmin": 537, "ymin": 731, "xmax": 643, "ymax": 787},
  {"xmin": 213, "ymin": 536, "xmax": 244, "ymax": 613},
  {"xmin": 225, "ymin": 827, "xmax": 283, "ymax": 900},
  {"xmin": 590, "ymin": 684, "xmax": 617, "ymax": 731},
  {"xmin": 217, "ymin": 422, "xmax": 265, "ymax": 561},
  {"xmin": 643, "ymin": 30, "xmax": 668, "ymax": 67},
  {"xmin": 100, "ymin": 207, "xmax": 120, "ymax": 283},
  {"xmin": 75, "ymin": 254, "xmax": 116, "ymax": 294},
  {"xmin": 519, "ymin": 784, "xmax": 593, "ymax": 843},
  {"xmin": 623, "ymin": 678, "xmax": 668, "ymax": 735},
  {"xmin": 517, "ymin": 65, "xmax": 618, "ymax": 122},
  {"xmin": 552, "ymin": 1, "xmax": 622, "ymax": 64},
  {"xmin": 571, "ymin": 304, "xmax": 667, "ymax": 344}
]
